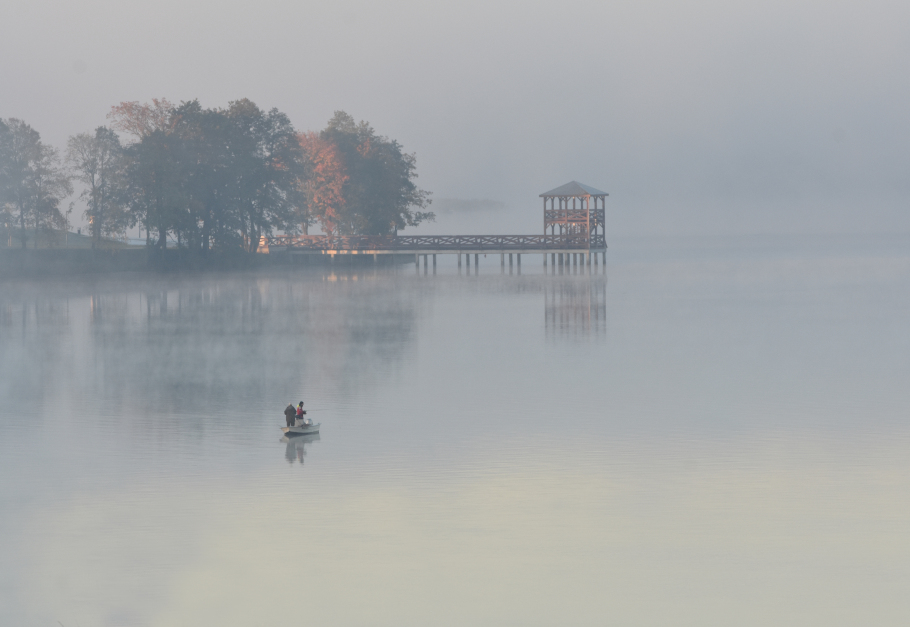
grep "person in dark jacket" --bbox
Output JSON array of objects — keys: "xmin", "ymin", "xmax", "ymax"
[{"xmin": 284, "ymin": 403, "xmax": 296, "ymax": 427}]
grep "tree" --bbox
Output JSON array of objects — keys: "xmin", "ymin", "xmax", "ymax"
[
  {"xmin": 0, "ymin": 120, "xmax": 11, "ymax": 244},
  {"xmin": 315, "ymin": 111, "xmax": 432, "ymax": 236},
  {"xmin": 110, "ymin": 98, "xmax": 307, "ymax": 253},
  {"xmin": 28, "ymin": 143, "xmax": 73, "ymax": 247},
  {"xmin": 298, "ymin": 131, "xmax": 345, "ymax": 235},
  {"xmin": 110, "ymin": 99, "xmax": 185, "ymax": 250},
  {"xmin": 0, "ymin": 118, "xmax": 9, "ymax": 196},
  {"xmin": 122, "ymin": 128, "xmax": 183, "ymax": 250},
  {"xmin": 0, "ymin": 118, "xmax": 71, "ymax": 248},
  {"xmin": 0, "ymin": 118, "xmax": 41, "ymax": 248},
  {"xmin": 168, "ymin": 100, "xmax": 241, "ymax": 251},
  {"xmin": 108, "ymin": 99, "xmax": 176, "ymax": 139},
  {"xmin": 67, "ymin": 126, "xmax": 129, "ymax": 248},
  {"xmin": 222, "ymin": 99, "xmax": 307, "ymax": 251}
]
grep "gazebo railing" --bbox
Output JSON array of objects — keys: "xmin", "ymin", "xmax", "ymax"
[{"xmin": 544, "ymin": 208, "xmax": 605, "ymax": 223}]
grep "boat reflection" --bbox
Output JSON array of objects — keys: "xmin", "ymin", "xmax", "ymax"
[{"xmin": 281, "ymin": 432, "xmax": 321, "ymax": 465}]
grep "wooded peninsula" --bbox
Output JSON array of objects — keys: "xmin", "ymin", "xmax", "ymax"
[{"xmin": 0, "ymin": 100, "xmax": 433, "ymax": 254}]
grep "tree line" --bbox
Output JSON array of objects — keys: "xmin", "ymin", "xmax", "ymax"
[{"xmin": 0, "ymin": 100, "xmax": 432, "ymax": 251}]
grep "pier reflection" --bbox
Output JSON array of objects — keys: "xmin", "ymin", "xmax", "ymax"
[
  {"xmin": 545, "ymin": 252, "xmax": 607, "ymax": 276},
  {"xmin": 544, "ymin": 277, "xmax": 607, "ymax": 337},
  {"xmin": 281, "ymin": 433, "xmax": 321, "ymax": 466}
]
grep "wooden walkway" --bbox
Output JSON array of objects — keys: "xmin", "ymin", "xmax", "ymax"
[{"xmin": 264, "ymin": 233, "xmax": 606, "ymax": 255}]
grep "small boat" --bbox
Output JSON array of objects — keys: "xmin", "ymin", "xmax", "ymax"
[
  {"xmin": 280, "ymin": 432, "xmax": 321, "ymax": 444},
  {"xmin": 281, "ymin": 421, "xmax": 320, "ymax": 436}
]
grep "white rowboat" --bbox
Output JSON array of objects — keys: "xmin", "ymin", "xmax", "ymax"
[{"xmin": 281, "ymin": 422, "xmax": 320, "ymax": 435}]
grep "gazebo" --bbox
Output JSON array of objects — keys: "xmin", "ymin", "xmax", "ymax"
[{"xmin": 540, "ymin": 181, "xmax": 608, "ymax": 242}]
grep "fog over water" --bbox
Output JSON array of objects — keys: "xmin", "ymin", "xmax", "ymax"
[
  {"xmin": 3, "ymin": 0, "xmax": 910, "ymax": 234},
  {"xmin": 2, "ymin": 236, "xmax": 910, "ymax": 625},
  {"xmin": 3, "ymin": 0, "xmax": 910, "ymax": 624}
]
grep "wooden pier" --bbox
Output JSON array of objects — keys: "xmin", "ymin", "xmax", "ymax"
[{"xmin": 262, "ymin": 181, "xmax": 609, "ymax": 268}]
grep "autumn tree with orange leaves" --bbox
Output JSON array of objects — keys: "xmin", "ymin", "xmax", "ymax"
[
  {"xmin": 301, "ymin": 111, "xmax": 432, "ymax": 236},
  {"xmin": 108, "ymin": 98, "xmax": 177, "ymax": 139},
  {"xmin": 298, "ymin": 131, "xmax": 346, "ymax": 235}
]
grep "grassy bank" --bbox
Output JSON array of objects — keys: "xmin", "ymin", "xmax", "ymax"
[
  {"xmin": 0, "ymin": 247, "xmax": 416, "ymax": 278},
  {"xmin": 0, "ymin": 248, "xmax": 281, "ymax": 278}
]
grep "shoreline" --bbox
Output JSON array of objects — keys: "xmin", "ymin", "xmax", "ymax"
[{"xmin": 0, "ymin": 248, "xmax": 416, "ymax": 279}]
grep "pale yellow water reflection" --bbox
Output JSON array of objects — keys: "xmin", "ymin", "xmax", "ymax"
[{"xmin": 18, "ymin": 431, "xmax": 910, "ymax": 626}]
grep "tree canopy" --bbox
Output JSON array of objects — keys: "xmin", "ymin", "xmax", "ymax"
[
  {"xmin": 1, "ymin": 101, "xmax": 433, "ymax": 251},
  {"xmin": 108, "ymin": 98, "xmax": 309, "ymax": 252},
  {"xmin": 302, "ymin": 111, "xmax": 432, "ymax": 236},
  {"xmin": 0, "ymin": 118, "xmax": 71, "ymax": 248},
  {"xmin": 66, "ymin": 126, "xmax": 128, "ymax": 247}
]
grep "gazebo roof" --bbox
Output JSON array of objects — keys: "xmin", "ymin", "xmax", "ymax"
[{"xmin": 540, "ymin": 181, "xmax": 609, "ymax": 197}]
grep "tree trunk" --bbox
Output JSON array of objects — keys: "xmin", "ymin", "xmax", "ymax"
[
  {"xmin": 154, "ymin": 187, "xmax": 167, "ymax": 249},
  {"xmin": 94, "ymin": 186, "xmax": 103, "ymax": 250},
  {"xmin": 201, "ymin": 206, "xmax": 211, "ymax": 252},
  {"xmin": 19, "ymin": 204, "xmax": 27, "ymax": 249},
  {"xmin": 240, "ymin": 216, "xmax": 248, "ymax": 252}
]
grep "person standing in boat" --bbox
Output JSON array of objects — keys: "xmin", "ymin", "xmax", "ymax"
[
  {"xmin": 284, "ymin": 403, "xmax": 296, "ymax": 427},
  {"xmin": 295, "ymin": 402, "xmax": 306, "ymax": 426}
]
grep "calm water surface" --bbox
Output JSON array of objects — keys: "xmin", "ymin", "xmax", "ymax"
[{"xmin": 1, "ymin": 235, "xmax": 909, "ymax": 626}]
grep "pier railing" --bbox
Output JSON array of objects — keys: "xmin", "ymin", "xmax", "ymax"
[{"xmin": 265, "ymin": 234, "xmax": 605, "ymax": 251}]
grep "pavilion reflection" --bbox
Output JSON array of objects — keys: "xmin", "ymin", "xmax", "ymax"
[
  {"xmin": 544, "ymin": 277, "xmax": 607, "ymax": 337},
  {"xmin": 281, "ymin": 432, "xmax": 321, "ymax": 466}
]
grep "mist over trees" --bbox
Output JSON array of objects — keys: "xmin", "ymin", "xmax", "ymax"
[
  {"xmin": 67, "ymin": 126, "xmax": 128, "ymax": 247},
  {"xmin": 0, "ymin": 102, "xmax": 433, "ymax": 251},
  {"xmin": 0, "ymin": 118, "xmax": 71, "ymax": 248},
  {"xmin": 107, "ymin": 98, "xmax": 309, "ymax": 253}
]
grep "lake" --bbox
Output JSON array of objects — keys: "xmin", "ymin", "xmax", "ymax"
[{"xmin": 1, "ymin": 234, "xmax": 909, "ymax": 626}]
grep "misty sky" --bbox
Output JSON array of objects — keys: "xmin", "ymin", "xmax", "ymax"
[{"xmin": 2, "ymin": 0, "xmax": 909, "ymax": 235}]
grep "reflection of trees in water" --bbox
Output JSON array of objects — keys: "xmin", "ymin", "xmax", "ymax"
[
  {"xmin": 1, "ymin": 298, "xmax": 71, "ymax": 328},
  {"xmin": 0, "ymin": 274, "xmax": 421, "ymax": 417},
  {"xmin": 544, "ymin": 277, "xmax": 607, "ymax": 338},
  {"xmin": 0, "ymin": 272, "xmax": 604, "ymax": 420},
  {"xmin": 0, "ymin": 293, "xmax": 76, "ymax": 412}
]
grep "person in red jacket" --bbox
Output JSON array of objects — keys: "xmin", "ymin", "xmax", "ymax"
[{"xmin": 295, "ymin": 402, "xmax": 307, "ymax": 426}]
